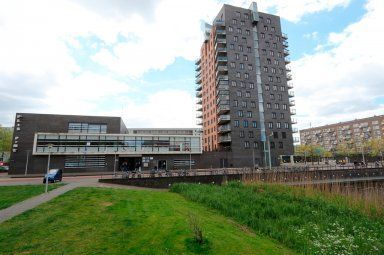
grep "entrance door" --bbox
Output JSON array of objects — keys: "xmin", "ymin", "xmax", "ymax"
[
  {"xmin": 158, "ymin": 160, "xmax": 167, "ymax": 170},
  {"xmin": 119, "ymin": 157, "xmax": 142, "ymax": 171}
]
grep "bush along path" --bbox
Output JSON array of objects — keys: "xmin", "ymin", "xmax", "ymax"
[{"xmin": 171, "ymin": 182, "xmax": 384, "ymax": 255}]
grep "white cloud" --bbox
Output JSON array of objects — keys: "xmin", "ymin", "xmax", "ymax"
[
  {"xmin": 303, "ymin": 31, "xmax": 318, "ymax": 40},
  {"xmin": 292, "ymin": 0, "xmax": 384, "ymax": 130}
]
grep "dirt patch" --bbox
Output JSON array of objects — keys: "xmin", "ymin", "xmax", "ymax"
[{"xmin": 100, "ymin": 201, "xmax": 113, "ymax": 207}]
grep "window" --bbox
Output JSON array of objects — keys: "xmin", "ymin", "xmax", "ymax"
[
  {"xmin": 270, "ymin": 94, "xmax": 275, "ymax": 100},
  {"xmin": 282, "ymin": 104, "xmax": 287, "ymax": 110},
  {"xmin": 270, "ymin": 141, "xmax": 275, "ymax": 149},
  {"xmin": 268, "ymin": 76, "xmax": 273, "ymax": 82},
  {"xmin": 263, "ymin": 66, "xmax": 268, "ymax": 72},
  {"xmin": 230, "ymin": 62, "xmax": 236, "ymax": 68},
  {"xmin": 244, "ymin": 13, "xmax": 249, "ymax": 20},
  {"xmin": 248, "ymin": 64, "xmax": 253, "ymax": 70},
  {"xmin": 277, "ymin": 94, "xmax": 282, "ymax": 100},
  {"xmin": 253, "ymin": 141, "xmax": 258, "ymax": 149},
  {"xmin": 268, "ymin": 122, "xmax": 273, "ymax": 128},
  {"xmin": 229, "ymin": 44, "xmax": 234, "ymax": 49},
  {"xmin": 266, "ymin": 42, "xmax": 270, "ymax": 47},
  {"xmin": 280, "ymin": 113, "xmax": 284, "ymax": 119},
  {"xmin": 252, "ymin": 121, "xmax": 257, "ymax": 128},
  {"xmin": 245, "ymin": 29, "xmax": 250, "ymax": 35},
  {"xmin": 274, "ymin": 59, "xmax": 279, "ymax": 65},
  {"xmin": 241, "ymin": 20, "xmax": 245, "ymax": 26},
  {"xmin": 235, "ymin": 53, "xmax": 240, "ymax": 60},
  {"xmin": 245, "ymin": 91, "xmax": 251, "ymax": 97},
  {"xmin": 278, "ymin": 52, "xmax": 282, "ymax": 58},
  {"xmin": 277, "ymin": 77, "xmax": 281, "ymax": 82},
  {"xmin": 273, "ymin": 131, "xmax": 278, "ymax": 139},
  {"xmin": 251, "ymin": 101, "xmax": 256, "ymax": 108},
  {"xmin": 231, "ymin": 80, "xmax": 237, "ymax": 87},
  {"xmin": 241, "ymin": 101, "xmax": 247, "ymax": 108},
  {"xmin": 262, "ymin": 49, "xmax": 266, "ymax": 55},
  {"xmin": 266, "ymin": 18, "xmax": 271, "ymax": 24},
  {"xmin": 280, "ymin": 86, "xmax": 285, "ymax": 91},
  {"xmin": 282, "ymin": 132, "xmax": 287, "ymax": 139},
  {"xmin": 236, "ymin": 90, "xmax": 242, "ymax": 97},
  {"xmin": 232, "ymin": 19, "xmax": 237, "ymax": 25},
  {"xmin": 68, "ymin": 123, "xmax": 107, "ymax": 133},
  {"xmin": 244, "ymin": 55, "xmax": 248, "ymax": 61},
  {"xmin": 233, "ymin": 100, "xmax": 238, "ymax": 107},
  {"xmin": 273, "ymin": 85, "xmax": 277, "ymax": 91},
  {"xmin": 233, "ymin": 36, "xmax": 238, "ymax": 42},
  {"xmin": 236, "ymin": 11, "xmax": 241, "ymax": 18},
  {"xmin": 269, "ymin": 34, "xmax": 273, "ymax": 40},
  {"xmin": 273, "ymin": 43, "xmax": 277, "ymax": 49},
  {"xmin": 271, "ymin": 27, "xmax": 276, "ymax": 32},
  {"xmin": 272, "ymin": 112, "xmax": 276, "ymax": 119},
  {"xmin": 236, "ymin": 72, "xmax": 241, "ymax": 78},
  {"xmin": 240, "ymin": 63, "xmax": 244, "ymax": 69},
  {"xmin": 266, "ymin": 103, "xmax": 271, "ymax": 109},
  {"xmin": 264, "ymin": 26, "xmax": 268, "ymax": 31},
  {"xmin": 269, "ymin": 50, "xmax": 274, "ymax": 56},
  {"xmin": 228, "ymin": 26, "xmax": 233, "ymax": 32},
  {"xmin": 261, "ymin": 33, "xmax": 265, "ymax": 38},
  {"xmin": 271, "ymin": 68, "xmax": 276, "ymax": 74},
  {"xmin": 240, "ymin": 130, "xmax": 245, "ymax": 137},
  {"xmin": 249, "ymin": 83, "xmax": 254, "ymax": 89},
  {"xmin": 237, "ymin": 28, "xmax": 242, "ymax": 34},
  {"xmin": 284, "ymin": 122, "xmax": 289, "ymax": 129},
  {"xmin": 248, "ymin": 131, "xmax": 254, "ymax": 138},
  {"xmin": 247, "ymin": 111, "xmax": 252, "ymax": 118},
  {"xmin": 234, "ymin": 120, "xmax": 240, "ymax": 127},
  {"xmin": 244, "ymin": 141, "xmax": 250, "ymax": 149},
  {"xmin": 243, "ymin": 120, "xmax": 249, "ymax": 127},
  {"xmin": 238, "ymin": 45, "xmax": 243, "ymax": 51},
  {"xmin": 240, "ymin": 81, "xmax": 245, "ymax": 88},
  {"xmin": 65, "ymin": 156, "xmax": 106, "ymax": 168},
  {"xmin": 238, "ymin": 110, "xmax": 243, "ymax": 117},
  {"xmin": 265, "ymin": 85, "xmax": 270, "ymax": 91},
  {"xmin": 247, "ymin": 47, "xmax": 252, "ymax": 53},
  {"xmin": 244, "ymin": 73, "xmax": 249, "ymax": 79},
  {"xmin": 277, "ymin": 122, "xmax": 281, "ymax": 129},
  {"xmin": 274, "ymin": 103, "xmax": 279, "ymax": 109},
  {"xmin": 267, "ymin": 59, "xmax": 271, "ymax": 65},
  {"xmin": 279, "ymin": 142, "xmax": 283, "ymax": 149}
]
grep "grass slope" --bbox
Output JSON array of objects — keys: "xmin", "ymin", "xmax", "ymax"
[
  {"xmin": 0, "ymin": 187, "xmax": 295, "ymax": 255},
  {"xmin": 0, "ymin": 184, "xmax": 62, "ymax": 210},
  {"xmin": 171, "ymin": 182, "xmax": 384, "ymax": 255}
]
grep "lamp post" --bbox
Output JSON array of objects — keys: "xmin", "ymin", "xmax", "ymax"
[
  {"xmin": 45, "ymin": 144, "xmax": 53, "ymax": 193},
  {"xmin": 24, "ymin": 150, "xmax": 30, "ymax": 176},
  {"xmin": 266, "ymin": 133, "xmax": 273, "ymax": 170}
]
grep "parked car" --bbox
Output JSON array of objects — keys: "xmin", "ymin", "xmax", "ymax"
[
  {"xmin": 0, "ymin": 161, "xmax": 9, "ymax": 171},
  {"xmin": 43, "ymin": 169, "xmax": 63, "ymax": 183}
]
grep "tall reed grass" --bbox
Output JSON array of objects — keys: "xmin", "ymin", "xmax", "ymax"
[{"xmin": 171, "ymin": 181, "xmax": 384, "ymax": 255}]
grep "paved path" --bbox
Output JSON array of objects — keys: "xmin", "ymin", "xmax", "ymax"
[{"xmin": 286, "ymin": 176, "xmax": 384, "ymax": 186}]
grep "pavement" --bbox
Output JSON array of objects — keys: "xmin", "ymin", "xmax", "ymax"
[{"xmin": 0, "ymin": 175, "xmax": 163, "ymax": 224}]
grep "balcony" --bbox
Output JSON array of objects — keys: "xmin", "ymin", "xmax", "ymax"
[
  {"xmin": 217, "ymin": 84, "xmax": 229, "ymax": 91},
  {"xmin": 284, "ymin": 49, "xmax": 289, "ymax": 56},
  {"xmin": 293, "ymin": 137, "xmax": 300, "ymax": 143},
  {"xmin": 282, "ymin": 33, "xmax": 288, "ymax": 40},
  {"xmin": 217, "ymin": 95, "xmax": 230, "ymax": 103},
  {"xmin": 283, "ymin": 41, "xmax": 288, "ymax": 48},
  {"xmin": 219, "ymin": 134, "xmax": 231, "ymax": 143},
  {"xmin": 217, "ymin": 104, "xmax": 230, "ymax": 114},
  {"xmin": 216, "ymin": 29, "xmax": 226, "ymax": 35},
  {"xmin": 290, "ymin": 108, "xmax": 296, "ymax": 115},
  {"xmin": 195, "ymin": 58, "xmax": 201, "ymax": 65},
  {"xmin": 195, "ymin": 76, "xmax": 202, "ymax": 84},
  {"xmin": 218, "ymin": 115, "xmax": 230, "ymax": 124},
  {"xmin": 286, "ymin": 65, "xmax": 291, "ymax": 72},
  {"xmin": 197, "ymin": 105, "xmax": 202, "ymax": 112},
  {"xmin": 196, "ymin": 112, "xmax": 203, "ymax": 119},
  {"xmin": 217, "ymin": 65, "xmax": 228, "ymax": 74},
  {"xmin": 291, "ymin": 118, "xmax": 297, "ymax": 124},
  {"xmin": 195, "ymin": 70, "xmax": 201, "ymax": 78},
  {"xmin": 292, "ymin": 127, "xmax": 298, "ymax": 133},
  {"xmin": 215, "ymin": 38, "xmax": 226, "ymax": 45},
  {"xmin": 197, "ymin": 119, "xmax": 203, "ymax": 126},
  {"xmin": 195, "ymin": 64, "xmax": 201, "ymax": 72},
  {"xmin": 214, "ymin": 20, "xmax": 225, "ymax": 27},
  {"xmin": 288, "ymin": 90, "xmax": 295, "ymax": 97},
  {"xmin": 287, "ymin": 82, "xmax": 294, "ymax": 89},
  {"xmin": 217, "ymin": 56, "xmax": 228, "ymax": 63},
  {"xmin": 286, "ymin": 73, "xmax": 292, "ymax": 80},
  {"xmin": 218, "ymin": 125, "xmax": 231, "ymax": 134},
  {"xmin": 196, "ymin": 90, "xmax": 202, "ymax": 98},
  {"xmin": 197, "ymin": 98, "xmax": 202, "ymax": 105},
  {"xmin": 289, "ymin": 99, "xmax": 295, "ymax": 106},
  {"xmin": 284, "ymin": 57, "xmax": 291, "ymax": 64},
  {"xmin": 195, "ymin": 83, "xmax": 202, "ymax": 91}
]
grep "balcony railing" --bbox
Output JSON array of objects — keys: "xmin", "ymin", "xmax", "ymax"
[
  {"xmin": 292, "ymin": 127, "xmax": 298, "ymax": 133},
  {"xmin": 287, "ymin": 82, "xmax": 294, "ymax": 89},
  {"xmin": 217, "ymin": 65, "xmax": 228, "ymax": 73},
  {"xmin": 197, "ymin": 98, "xmax": 202, "ymax": 105},
  {"xmin": 218, "ymin": 115, "xmax": 230, "ymax": 124},
  {"xmin": 197, "ymin": 119, "xmax": 203, "ymax": 126},
  {"xmin": 290, "ymin": 108, "xmax": 296, "ymax": 115},
  {"xmin": 195, "ymin": 64, "xmax": 201, "ymax": 72},
  {"xmin": 217, "ymin": 56, "xmax": 228, "ymax": 63},
  {"xmin": 195, "ymin": 76, "xmax": 202, "ymax": 84},
  {"xmin": 219, "ymin": 134, "xmax": 231, "ymax": 143},
  {"xmin": 195, "ymin": 70, "xmax": 201, "ymax": 78},
  {"xmin": 195, "ymin": 58, "xmax": 201, "ymax": 65},
  {"xmin": 214, "ymin": 20, "xmax": 225, "ymax": 27},
  {"xmin": 217, "ymin": 84, "xmax": 229, "ymax": 91},
  {"xmin": 195, "ymin": 83, "xmax": 202, "ymax": 91},
  {"xmin": 284, "ymin": 49, "xmax": 289, "ymax": 56},
  {"xmin": 283, "ymin": 41, "xmax": 289, "ymax": 47},
  {"xmin": 196, "ymin": 91, "xmax": 202, "ymax": 98},
  {"xmin": 217, "ymin": 104, "xmax": 230, "ymax": 115},
  {"xmin": 286, "ymin": 65, "xmax": 291, "ymax": 72},
  {"xmin": 196, "ymin": 112, "xmax": 203, "ymax": 119},
  {"xmin": 218, "ymin": 125, "xmax": 231, "ymax": 133},
  {"xmin": 282, "ymin": 33, "xmax": 288, "ymax": 40},
  {"xmin": 216, "ymin": 29, "xmax": 226, "ymax": 35},
  {"xmin": 288, "ymin": 91, "xmax": 295, "ymax": 97},
  {"xmin": 286, "ymin": 73, "xmax": 292, "ymax": 80},
  {"xmin": 285, "ymin": 57, "xmax": 291, "ymax": 64},
  {"xmin": 197, "ymin": 105, "xmax": 202, "ymax": 112},
  {"xmin": 293, "ymin": 137, "xmax": 300, "ymax": 143},
  {"xmin": 291, "ymin": 118, "xmax": 297, "ymax": 124},
  {"xmin": 215, "ymin": 38, "xmax": 226, "ymax": 44},
  {"xmin": 289, "ymin": 99, "xmax": 295, "ymax": 106}
]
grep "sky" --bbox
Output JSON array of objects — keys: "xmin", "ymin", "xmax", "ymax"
[{"xmin": 0, "ymin": 0, "xmax": 383, "ymax": 134}]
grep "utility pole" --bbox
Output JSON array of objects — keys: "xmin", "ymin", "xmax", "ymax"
[
  {"xmin": 24, "ymin": 150, "xmax": 30, "ymax": 176},
  {"xmin": 45, "ymin": 144, "xmax": 53, "ymax": 193}
]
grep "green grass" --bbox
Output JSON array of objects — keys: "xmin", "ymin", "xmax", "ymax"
[
  {"xmin": 0, "ymin": 187, "xmax": 295, "ymax": 255},
  {"xmin": 171, "ymin": 182, "xmax": 384, "ymax": 255},
  {"xmin": 0, "ymin": 184, "xmax": 63, "ymax": 210}
]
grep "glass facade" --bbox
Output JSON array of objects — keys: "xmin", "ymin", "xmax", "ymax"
[{"xmin": 34, "ymin": 133, "xmax": 202, "ymax": 155}]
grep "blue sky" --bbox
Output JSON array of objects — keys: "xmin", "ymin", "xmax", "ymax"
[{"xmin": 0, "ymin": 0, "xmax": 383, "ymax": 133}]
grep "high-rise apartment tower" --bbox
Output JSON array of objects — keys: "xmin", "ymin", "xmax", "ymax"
[{"xmin": 195, "ymin": 2, "xmax": 296, "ymax": 167}]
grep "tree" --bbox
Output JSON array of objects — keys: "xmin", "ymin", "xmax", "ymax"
[
  {"xmin": 295, "ymin": 144, "xmax": 311, "ymax": 164},
  {"xmin": 366, "ymin": 138, "xmax": 384, "ymax": 163},
  {"xmin": 0, "ymin": 126, "xmax": 13, "ymax": 161}
]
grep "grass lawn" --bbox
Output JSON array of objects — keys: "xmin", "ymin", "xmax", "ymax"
[
  {"xmin": 0, "ymin": 187, "xmax": 294, "ymax": 255},
  {"xmin": 171, "ymin": 182, "xmax": 384, "ymax": 255},
  {"xmin": 0, "ymin": 183, "xmax": 63, "ymax": 210}
]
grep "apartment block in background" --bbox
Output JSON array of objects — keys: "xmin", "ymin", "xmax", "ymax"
[
  {"xmin": 300, "ymin": 115, "xmax": 384, "ymax": 151},
  {"xmin": 195, "ymin": 2, "xmax": 295, "ymax": 167}
]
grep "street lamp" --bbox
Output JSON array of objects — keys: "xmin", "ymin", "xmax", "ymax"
[
  {"xmin": 267, "ymin": 133, "xmax": 273, "ymax": 170},
  {"xmin": 24, "ymin": 150, "xmax": 30, "ymax": 176},
  {"xmin": 45, "ymin": 144, "xmax": 53, "ymax": 193}
]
